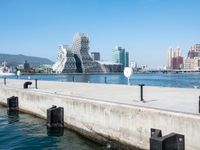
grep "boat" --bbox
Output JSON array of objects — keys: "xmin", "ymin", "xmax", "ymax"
[{"xmin": 0, "ymin": 61, "xmax": 15, "ymax": 76}]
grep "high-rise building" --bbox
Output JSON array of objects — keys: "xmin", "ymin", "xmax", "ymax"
[
  {"xmin": 184, "ymin": 58, "xmax": 200, "ymax": 70},
  {"xmin": 167, "ymin": 47, "xmax": 173, "ymax": 69},
  {"xmin": 171, "ymin": 56, "xmax": 184, "ymax": 69},
  {"xmin": 112, "ymin": 46, "xmax": 129, "ymax": 68},
  {"xmin": 184, "ymin": 44, "xmax": 200, "ymax": 70},
  {"xmin": 125, "ymin": 52, "xmax": 129, "ymax": 67},
  {"xmin": 167, "ymin": 47, "xmax": 183, "ymax": 69},
  {"xmin": 187, "ymin": 44, "xmax": 200, "ymax": 59},
  {"xmin": 91, "ymin": 52, "xmax": 100, "ymax": 61},
  {"xmin": 175, "ymin": 47, "xmax": 181, "ymax": 57},
  {"xmin": 191, "ymin": 44, "xmax": 200, "ymax": 51},
  {"xmin": 112, "ymin": 46, "xmax": 128, "ymax": 68}
]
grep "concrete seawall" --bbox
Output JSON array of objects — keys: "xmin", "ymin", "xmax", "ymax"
[{"xmin": 0, "ymin": 79, "xmax": 200, "ymax": 149}]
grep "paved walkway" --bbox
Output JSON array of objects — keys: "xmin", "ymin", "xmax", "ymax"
[{"xmin": 1, "ymin": 79, "xmax": 200, "ymax": 114}]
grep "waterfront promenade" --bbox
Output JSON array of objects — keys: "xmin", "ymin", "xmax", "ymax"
[
  {"xmin": 0, "ymin": 79, "xmax": 200, "ymax": 149},
  {"xmin": 1, "ymin": 79, "xmax": 199, "ymax": 114}
]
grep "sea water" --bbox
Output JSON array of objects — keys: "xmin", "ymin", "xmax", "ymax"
[
  {"xmin": 0, "ymin": 105, "xmax": 104, "ymax": 150},
  {"xmin": 2, "ymin": 72, "xmax": 200, "ymax": 88}
]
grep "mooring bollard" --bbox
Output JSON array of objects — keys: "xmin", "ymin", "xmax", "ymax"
[
  {"xmin": 23, "ymin": 81, "xmax": 32, "ymax": 89},
  {"xmin": 47, "ymin": 106, "xmax": 64, "ymax": 128},
  {"xmin": 4, "ymin": 77, "xmax": 6, "ymax": 86},
  {"xmin": 104, "ymin": 77, "xmax": 107, "ymax": 84},
  {"xmin": 35, "ymin": 79, "xmax": 38, "ymax": 89},
  {"xmin": 150, "ymin": 128, "xmax": 185, "ymax": 150},
  {"xmin": 138, "ymin": 84, "xmax": 145, "ymax": 101},
  {"xmin": 7, "ymin": 96, "xmax": 19, "ymax": 110}
]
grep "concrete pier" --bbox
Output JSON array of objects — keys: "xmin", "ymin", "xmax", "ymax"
[{"xmin": 0, "ymin": 79, "xmax": 200, "ymax": 149}]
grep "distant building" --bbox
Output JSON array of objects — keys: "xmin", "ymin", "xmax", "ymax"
[
  {"xmin": 52, "ymin": 33, "xmax": 104, "ymax": 73},
  {"xmin": 184, "ymin": 58, "xmax": 200, "ymax": 70},
  {"xmin": 167, "ymin": 47, "xmax": 183, "ymax": 69},
  {"xmin": 167, "ymin": 47, "xmax": 174, "ymax": 69},
  {"xmin": 17, "ymin": 64, "xmax": 24, "ymax": 70},
  {"xmin": 112, "ymin": 46, "xmax": 125, "ymax": 67},
  {"xmin": 171, "ymin": 56, "xmax": 184, "ymax": 69},
  {"xmin": 112, "ymin": 46, "xmax": 129, "ymax": 68},
  {"xmin": 125, "ymin": 52, "xmax": 129, "ymax": 67},
  {"xmin": 184, "ymin": 44, "xmax": 200, "ymax": 70},
  {"xmin": 98, "ymin": 61, "xmax": 123, "ymax": 73},
  {"xmin": 130, "ymin": 61, "xmax": 137, "ymax": 70},
  {"xmin": 91, "ymin": 52, "xmax": 100, "ymax": 61},
  {"xmin": 175, "ymin": 47, "xmax": 181, "ymax": 57},
  {"xmin": 138, "ymin": 65, "xmax": 148, "ymax": 72},
  {"xmin": 187, "ymin": 44, "xmax": 200, "ymax": 58},
  {"xmin": 24, "ymin": 60, "xmax": 30, "ymax": 70}
]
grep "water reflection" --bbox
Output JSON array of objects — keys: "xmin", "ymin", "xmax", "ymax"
[
  {"xmin": 7, "ymin": 110, "xmax": 19, "ymax": 124},
  {"xmin": 47, "ymin": 127, "xmax": 64, "ymax": 137}
]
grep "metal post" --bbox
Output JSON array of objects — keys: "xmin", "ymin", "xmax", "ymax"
[
  {"xmin": 128, "ymin": 77, "xmax": 130, "ymax": 85},
  {"xmin": 72, "ymin": 76, "xmax": 75, "ymax": 82},
  {"xmin": 35, "ymin": 79, "xmax": 38, "ymax": 89},
  {"xmin": 104, "ymin": 77, "xmax": 107, "ymax": 84},
  {"xmin": 4, "ymin": 77, "xmax": 6, "ymax": 86},
  {"xmin": 138, "ymin": 84, "xmax": 145, "ymax": 101},
  {"xmin": 199, "ymin": 96, "xmax": 200, "ymax": 113}
]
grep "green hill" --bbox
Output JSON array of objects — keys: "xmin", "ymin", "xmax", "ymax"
[{"xmin": 0, "ymin": 53, "xmax": 54, "ymax": 66}]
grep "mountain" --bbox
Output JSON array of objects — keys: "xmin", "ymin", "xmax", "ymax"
[{"xmin": 0, "ymin": 53, "xmax": 54, "ymax": 66}]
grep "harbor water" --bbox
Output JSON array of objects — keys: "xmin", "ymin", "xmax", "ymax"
[
  {"xmin": 0, "ymin": 105, "xmax": 104, "ymax": 150},
  {"xmin": 1, "ymin": 72, "xmax": 200, "ymax": 88}
]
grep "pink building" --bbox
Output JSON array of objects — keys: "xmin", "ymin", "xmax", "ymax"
[{"xmin": 171, "ymin": 56, "xmax": 184, "ymax": 69}]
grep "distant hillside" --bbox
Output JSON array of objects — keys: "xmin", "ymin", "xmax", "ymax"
[{"xmin": 0, "ymin": 53, "xmax": 54, "ymax": 66}]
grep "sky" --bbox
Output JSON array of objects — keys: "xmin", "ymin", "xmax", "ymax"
[{"xmin": 0, "ymin": 0, "xmax": 200, "ymax": 68}]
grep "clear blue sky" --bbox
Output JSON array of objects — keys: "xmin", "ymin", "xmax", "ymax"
[{"xmin": 0, "ymin": 0, "xmax": 200, "ymax": 68}]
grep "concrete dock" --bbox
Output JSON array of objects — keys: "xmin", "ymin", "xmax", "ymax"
[{"xmin": 0, "ymin": 79, "xmax": 200, "ymax": 149}]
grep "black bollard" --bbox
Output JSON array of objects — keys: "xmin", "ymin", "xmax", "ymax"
[
  {"xmin": 7, "ymin": 96, "xmax": 19, "ymax": 110},
  {"xmin": 23, "ymin": 81, "xmax": 32, "ymax": 89},
  {"xmin": 150, "ymin": 128, "xmax": 185, "ymax": 150},
  {"xmin": 35, "ymin": 79, "xmax": 38, "ymax": 89},
  {"xmin": 47, "ymin": 106, "xmax": 64, "ymax": 128},
  {"xmin": 138, "ymin": 84, "xmax": 145, "ymax": 101},
  {"xmin": 4, "ymin": 77, "xmax": 6, "ymax": 86},
  {"xmin": 104, "ymin": 77, "xmax": 107, "ymax": 84},
  {"xmin": 72, "ymin": 76, "xmax": 75, "ymax": 82}
]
